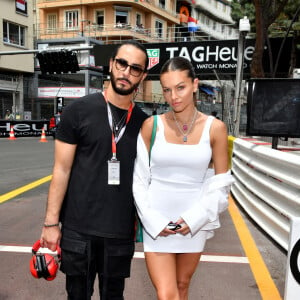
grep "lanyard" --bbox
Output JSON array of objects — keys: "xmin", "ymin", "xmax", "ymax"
[{"xmin": 103, "ymin": 91, "xmax": 133, "ymax": 159}]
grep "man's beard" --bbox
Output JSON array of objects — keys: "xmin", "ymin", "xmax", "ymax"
[{"xmin": 110, "ymin": 71, "xmax": 140, "ymax": 96}]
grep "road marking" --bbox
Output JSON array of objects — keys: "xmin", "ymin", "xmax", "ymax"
[
  {"xmin": 228, "ymin": 196, "xmax": 282, "ymax": 300},
  {"xmin": 0, "ymin": 175, "xmax": 282, "ymax": 298},
  {"xmin": 0, "ymin": 245, "xmax": 53, "ymax": 254},
  {"xmin": 0, "ymin": 244, "xmax": 248, "ymax": 263},
  {"xmin": 201, "ymin": 254, "xmax": 249, "ymax": 264},
  {"xmin": 0, "ymin": 175, "xmax": 52, "ymax": 204},
  {"xmin": 134, "ymin": 251, "xmax": 249, "ymax": 263}
]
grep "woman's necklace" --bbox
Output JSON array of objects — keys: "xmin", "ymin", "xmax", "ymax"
[{"xmin": 172, "ymin": 108, "xmax": 198, "ymax": 143}]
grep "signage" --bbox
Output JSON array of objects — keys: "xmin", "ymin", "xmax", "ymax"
[
  {"xmin": 285, "ymin": 217, "xmax": 300, "ymax": 300},
  {"xmin": 38, "ymin": 87, "xmax": 85, "ymax": 98},
  {"xmin": 16, "ymin": 0, "xmax": 27, "ymax": 15},
  {"xmin": 147, "ymin": 49, "xmax": 160, "ymax": 69},
  {"xmin": 0, "ymin": 121, "xmax": 50, "ymax": 137},
  {"xmin": 93, "ymin": 38, "xmax": 293, "ymax": 79}
]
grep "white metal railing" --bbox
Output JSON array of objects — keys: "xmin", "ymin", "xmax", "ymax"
[
  {"xmin": 230, "ymin": 138, "xmax": 300, "ymax": 251},
  {"xmin": 199, "ymin": 23, "xmax": 239, "ymax": 40},
  {"xmin": 35, "ymin": 22, "xmax": 237, "ymax": 43}
]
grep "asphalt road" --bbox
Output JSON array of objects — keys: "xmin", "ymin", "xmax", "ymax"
[{"xmin": 0, "ymin": 137, "xmax": 288, "ymax": 300}]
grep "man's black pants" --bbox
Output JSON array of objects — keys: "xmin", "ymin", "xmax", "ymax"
[{"xmin": 60, "ymin": 228, "xmax": 134, "ymax": 300}]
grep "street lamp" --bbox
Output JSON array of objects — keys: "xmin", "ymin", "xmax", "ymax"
[{"xmin": 233, "ymin": 16, "xmax": 250, "ymax": 137}]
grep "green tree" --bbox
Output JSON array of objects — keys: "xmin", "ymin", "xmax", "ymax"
[
  {"xmin": 251, "ymin": 0, "xmax": 289, "ymax": 77},
  {"xmin": 231, "ymin": 0, "xmax": 291, "ymax": 77},
  {"xmin": 231, "ymin": 0, "xmax": 255, "ymax": 32}
]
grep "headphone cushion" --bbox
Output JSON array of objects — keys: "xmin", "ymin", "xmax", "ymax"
[
  {"xmin": 44, "ymin": 254, "xmax": 59, "ymax": 280},
  {"xmin": 30, "ymin": 253, "xmax": 59, "ymax": 281}
]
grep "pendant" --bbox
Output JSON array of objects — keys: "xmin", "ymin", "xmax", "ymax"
[
  {"xmin": 115, "ymin": 126, "xmax": 119, "ymax": 131},
  {"xmin": 183, "ymin": 136, "xmax": 187, "ymax": 142},
  {"xmin": 183, "ymin": 124, "xmax": 188, "ymax": 131}
]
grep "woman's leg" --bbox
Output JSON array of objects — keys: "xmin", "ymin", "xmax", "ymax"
[
  {"xmin": 176, "ymin": 253, "xmax": 202, "ymax": 300},
  {"xmin": 145, "ymin": 252, "xmax": 180, "ymax": 300}
]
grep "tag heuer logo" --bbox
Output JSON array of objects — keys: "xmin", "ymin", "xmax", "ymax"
[{"xmin": 147, "ymin": 49, "xmax": 160, "ymax": 70}]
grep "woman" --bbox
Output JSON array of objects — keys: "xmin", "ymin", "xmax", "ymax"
[{"xmin": 133, "ymin": 57, "xmax": 234, "ymax": 300}]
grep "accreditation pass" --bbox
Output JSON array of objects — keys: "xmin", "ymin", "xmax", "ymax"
[{"xmin": 108, "ymin": 159, "xmax": 120, "ymax": 185}]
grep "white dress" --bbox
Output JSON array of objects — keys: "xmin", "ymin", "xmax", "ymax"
[{"xmin": 133, "ymin": 115, "xmax": 234, "ymax": 253}]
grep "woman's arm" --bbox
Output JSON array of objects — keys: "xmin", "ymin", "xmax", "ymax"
[
  {"xmin": 133, "ymin": 118, "xmax": 170, "ymax": 239},
  {"xmin": 210, "ymin": 119, "xmax": 229, "ymax": 174}
]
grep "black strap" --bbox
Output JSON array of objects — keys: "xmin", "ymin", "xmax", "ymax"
[{"xmin": 149, "ymin": 115, "xmax": 157, "ymax": 163}]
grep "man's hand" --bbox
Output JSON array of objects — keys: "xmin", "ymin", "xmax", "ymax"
[{"xmin": 40, "ymin": 226, "xmax": 61, "ymax": 252}]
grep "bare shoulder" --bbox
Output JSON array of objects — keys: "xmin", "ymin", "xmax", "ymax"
[
  {"xmin": 210, "ymin": 117, "xmax": 228, "ymax": 145},
  {"xmin": 141, "ymin": 116, "xmax": 154, "ymax": 134},
  {"xmin": 140, "ymin": 116, "xmax": 155, "ymax": 148},
  {"xmin": 211, "ymin": 117, "xmax": 227, "ymax": 133}
]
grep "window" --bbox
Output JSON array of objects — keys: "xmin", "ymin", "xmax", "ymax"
[
  {"xmin": 155, "ymin": 20, "xmax": 163, "ymax": 38},
  {"xmin": 65, "ymin": 11, "xmax": 79, "ymax": 30},
  {"xmin": 221, "ymin": 24, "xmax": 225, "ymax": 34},
  {"xmin": 136, "ymin": 13, "xmax": 141, "ymax": 26},
  {"xmin": 116, "ymin": 10, "xmax": 128, "ymax": 25},
  {"xmin": 212, "ymin": 21, "xmax": 216, "ymax": 31},
  {"xmin": 47, "ymin": 14, "xmax": 57, "ymax": 33},
  {"xmin": 3, "ymin": 20, "xmax": 25, "ymax": 46},
  {"xmin": 159, "ymin": 0, "xmax": 165, "ymax": 9},
  {"xmin": 96, "ymin": 11, "xmax": 104, "ymax": 26}
]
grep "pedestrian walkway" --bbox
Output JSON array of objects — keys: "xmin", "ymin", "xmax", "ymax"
[
  {"xmin": 0, "ymin": 136, "xmax": 287, "ymax": 299},
  {"xmin": 0, "ymin": 194, "xmax": 286, "ymax": 299},
  {"xmin": 124, "ymin": 196, "xmax": 284, "ymax": 300}
]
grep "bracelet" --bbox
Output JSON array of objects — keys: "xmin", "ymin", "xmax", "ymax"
[{"xmin": 43, "ymin": 223, "xmax": 60, "ymax": 228}]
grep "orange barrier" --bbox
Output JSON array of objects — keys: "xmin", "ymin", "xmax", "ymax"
[
  {"xmin": 7, "ymin": 126, "xmax": 17, "ymax": 140},
  {"xmin": 39, "ymin": 127, "xmax": 48, "ymax": 143}
]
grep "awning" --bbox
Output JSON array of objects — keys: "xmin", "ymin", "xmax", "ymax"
[{"xmin": 200, "ymin": 86, "xmax": 215, "ymax": 95}]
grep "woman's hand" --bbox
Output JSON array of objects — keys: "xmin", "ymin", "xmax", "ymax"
[
  {"xmin": 174, "ymin": 218, "xmax": 190, "ymax": 235},
  {"xmin": 158, "ymin": 227, "xmax": 177, "ymax": 237},
  {"xmin": 158, "ymin": 218, "xmax": 190, "ymax": 236}
]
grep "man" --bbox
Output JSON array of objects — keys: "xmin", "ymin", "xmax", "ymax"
[
  {"xmin": 40, "ymin": 41, "xmax": 149, "ymax": 299},
  {"xmin": 4, "ymin": 109, "xmax": 13, "ymax": 120}
]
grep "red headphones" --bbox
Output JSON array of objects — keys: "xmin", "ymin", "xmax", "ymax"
[{"xmin": 29, "ymin": 240, "xmax": 61, "ymax": 281}]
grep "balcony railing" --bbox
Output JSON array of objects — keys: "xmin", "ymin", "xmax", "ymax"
[
  {"xmin": 36, "ymin": 23, "xmax": 169, "ymax": 43},
  {"xmin": 35, "ymin": 22, "xmax": 237, "ymax": 43}
]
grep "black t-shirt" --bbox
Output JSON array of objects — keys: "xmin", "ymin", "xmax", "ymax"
[{"xmin": 56, "ymin": 93, "xmax": 148, "ymax": 239}]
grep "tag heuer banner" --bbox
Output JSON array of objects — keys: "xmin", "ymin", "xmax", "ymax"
[{"xmin": 93, "ymin": 38, "xmax": 293, "ymax": 80}]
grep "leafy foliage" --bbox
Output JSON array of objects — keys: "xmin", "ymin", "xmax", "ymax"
[{"xmin": 231, "ymin": 0, "xmax": 300, "ymax": 77}]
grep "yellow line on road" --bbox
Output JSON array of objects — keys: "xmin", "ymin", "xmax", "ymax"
[
  {"xmin": 228, "ymin": 196, "xmax": 282, "ymax": 300},
  {"xmin": 0, "ymin": 175, "xmax": 52, "ymax": 204}
]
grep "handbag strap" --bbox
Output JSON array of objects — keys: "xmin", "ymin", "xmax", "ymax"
[{"xmin": 149, "ymin": 115, "xmax": 157, "ymax": 162}]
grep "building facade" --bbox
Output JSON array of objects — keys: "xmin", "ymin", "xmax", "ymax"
[
  {"xmin": 36, "ymin": 0, "xmax": 179, "ymax": 43},
  {"xmin": 34, "ymin": 0, "xmax": 184, "ymax": 118},
  {"xmin": 193, "ymin": 0, "xmax": 236, "ymax": 40},
  {"xmin": 0, "ymin": 0, "xmax": 239, "ymax": 120},
  {"xmin": 0, "ymin": 0, "xmax": 34, "ymax": 120}
]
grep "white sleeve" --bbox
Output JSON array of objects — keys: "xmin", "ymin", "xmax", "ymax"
[
  {"xmin": 132, "ymin": 133, "xmax": 170, "ymax": 239},
  {"xmin": 181, "ymin": 172, "xmax": 234, "ymax": 236}
]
